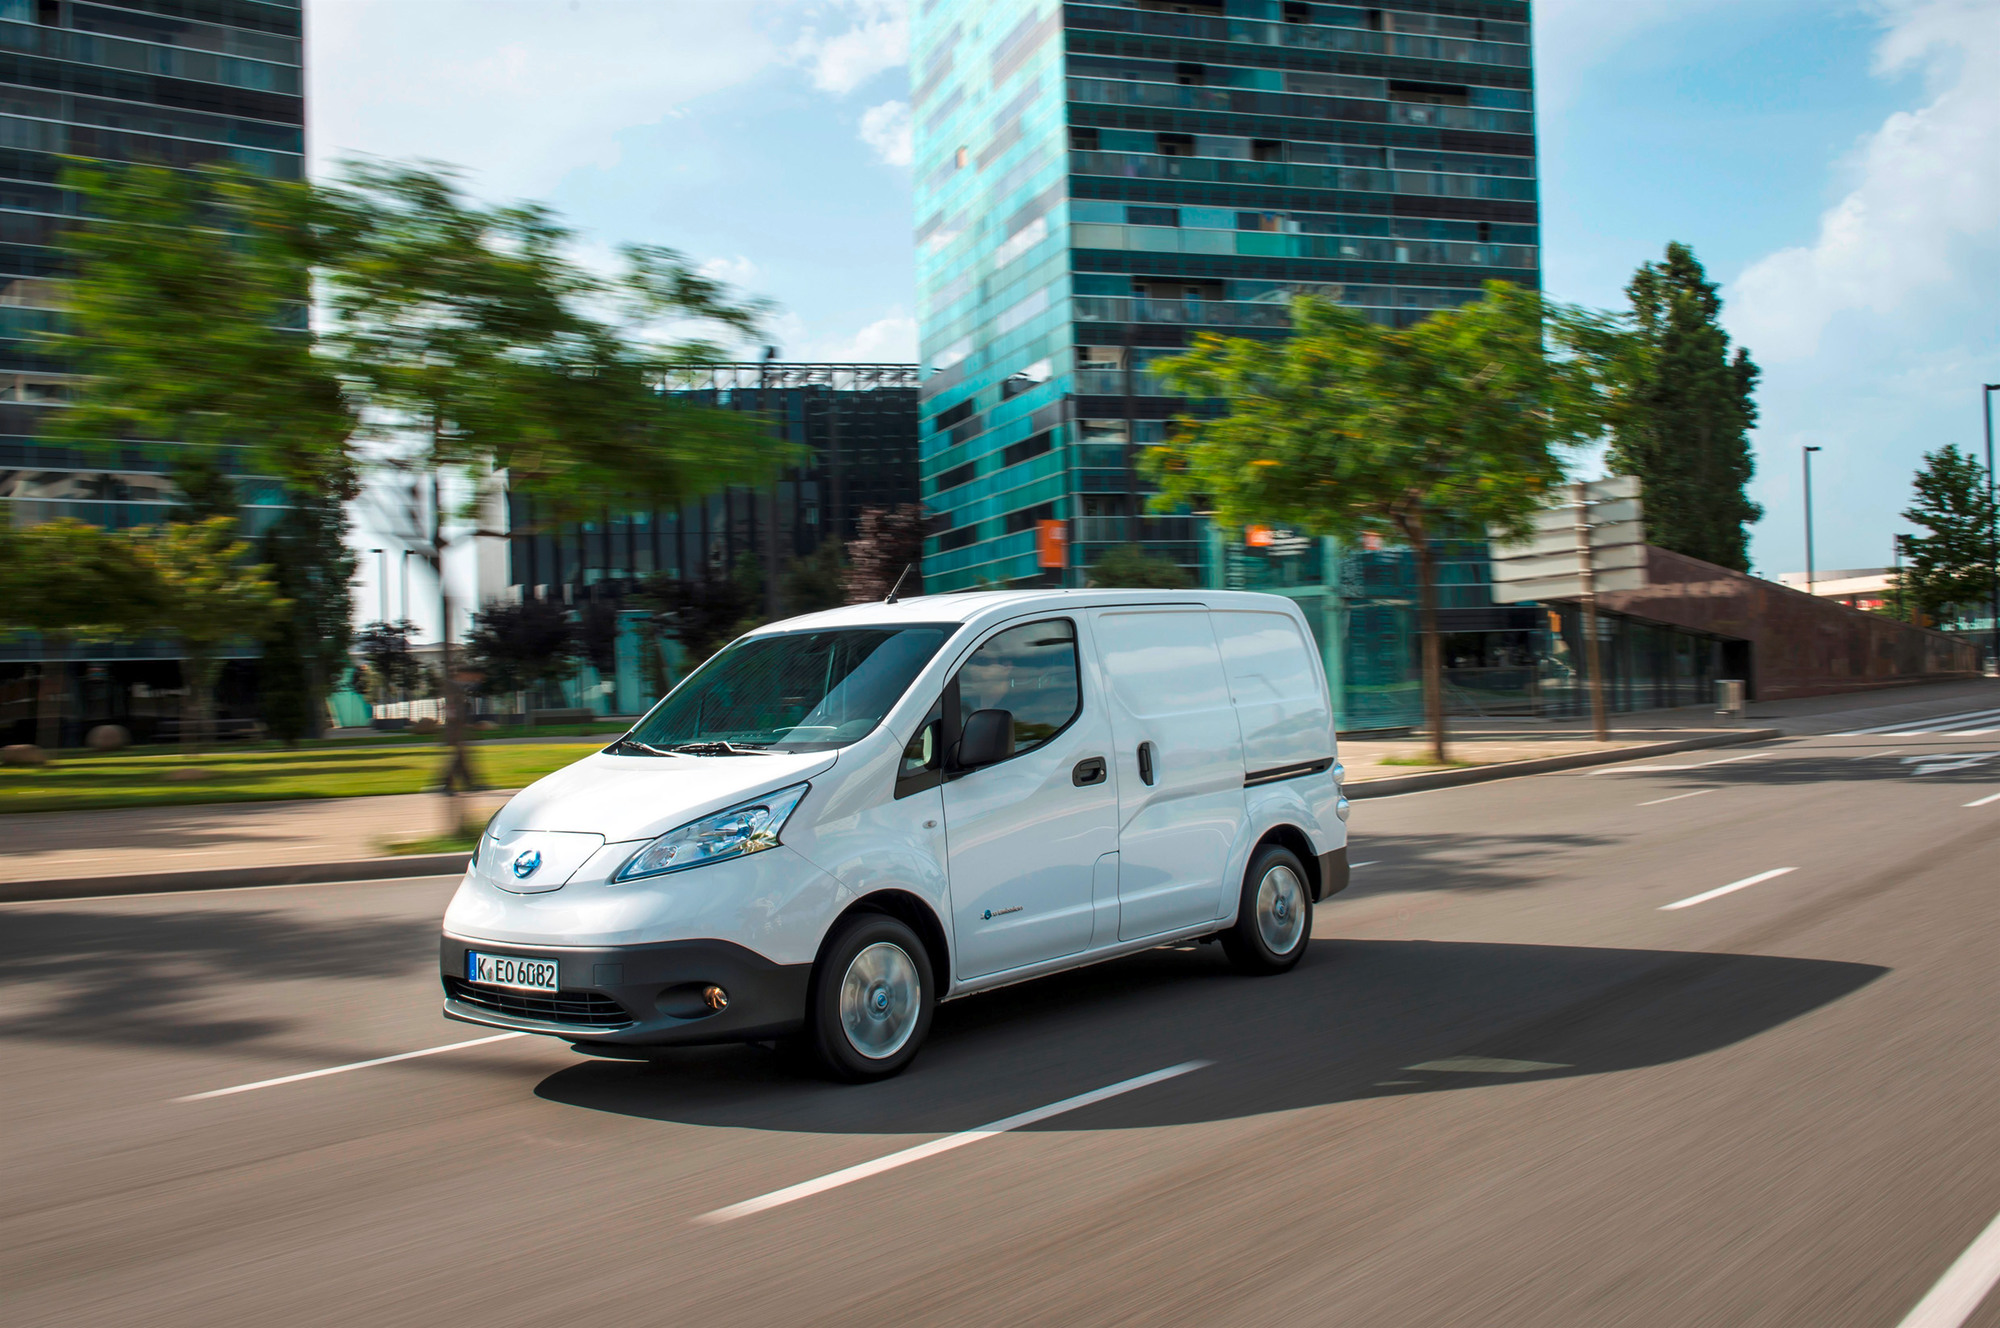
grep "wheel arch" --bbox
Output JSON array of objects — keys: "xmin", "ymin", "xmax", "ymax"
[{"xmin": 824, "ymin": 888, "xmax": 952, "ymax": 985}]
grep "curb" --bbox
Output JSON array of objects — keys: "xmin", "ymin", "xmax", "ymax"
[
  {"xmin": 0, "ymin": 852, "xmax": 472, "ymax": 904},
  {"xmin": 1344, "ymin": 728, "xmax": 1784, "ymax": 799}
]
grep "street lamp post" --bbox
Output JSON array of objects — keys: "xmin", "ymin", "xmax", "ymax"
[
  {"xmin": 1983, "ymin": 384, "xmax": 1999, "ymax": 670},
  {"xmin": 1803, "ymin": 446, "xmax": 1822, "ymax": 596}
]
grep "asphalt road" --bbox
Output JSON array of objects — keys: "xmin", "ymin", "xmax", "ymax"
[{"xmin": 4, "ymin": 688, "xmax": 1999, "ymax": 1327}]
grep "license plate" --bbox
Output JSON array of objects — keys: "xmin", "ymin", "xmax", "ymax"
[{"xmin": 466, "ymin": 951, "xmax": 559, "ymax": 993}]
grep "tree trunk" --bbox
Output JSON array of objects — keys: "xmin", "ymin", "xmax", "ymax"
[
  {"xmin": 184, "ymin": 652, "xmax": 221, "ymax": 753},
  {"xmin": 34, "ymin": 633, "xmax": 68, "ymax": 753},
  {"xmin": 431, "ymin": 467, "xmax": 478, "ymax": 799},
  {"xmin": 1411, "ymin": 531, "xmax": 1448, "ymax": 765}
]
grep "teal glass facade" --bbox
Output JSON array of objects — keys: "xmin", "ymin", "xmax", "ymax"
[{"xmin": 912, "ymin": 0, "xmax": 1538, "ymax": 727}]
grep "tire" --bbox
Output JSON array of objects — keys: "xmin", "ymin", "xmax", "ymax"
[
  {"xmin": 805, "ymin": 912, "xmax": 936, "ymax": 1082},
  {"xmin": 1221, "ymin": 844, "xmax": 1313, "ymax": 975}
]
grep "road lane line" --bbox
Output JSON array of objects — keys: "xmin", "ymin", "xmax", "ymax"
[
  {"xmin": 1638, "ymin": 789, "xmax": 1715, "ymax": 806},
  {"xmin": 1965, "ymin": 791, "xmax": 2000, "ymax": 808},
  {"xmin": 1895, "ymin": 1207, "xmax": 2000, "ymax": 1328},
  {"xmin": 696, "ymin": 1060, "xmax": 1211, "ymax": 1224},
  {"xmin": 1659, "ymin": 868, "xmax": 1795, "ymax": 911},
  {"xmin": 176, "ymin": 1033, "xmax": 527, "ymax": 1102},
  {"xmin": 1851, "ymin": 749, "xmax": 1901, "ymax": 761},
  {"xmin": 1351, "ymin": 860, "xmax": 1379, "ymax": 868},
  {"xmin": 1837, "ymin": 708, "xmax": 2000, "ymax": 736}
]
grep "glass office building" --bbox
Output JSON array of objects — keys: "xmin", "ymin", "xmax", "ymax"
[
  {"xmin": 910, "ymin": 0, "xmax": 1539, "ymax": 727},
  {"xmin": 911, "ymin": 0, "xmax": 1536, "ymax": 594},
  {"xmin": 0, "ymin": 0, "xmax": 304, "ymax": 533},
  {"xmin": 0, "ymin": 0, "xmax": 304, "ymax": 741}
]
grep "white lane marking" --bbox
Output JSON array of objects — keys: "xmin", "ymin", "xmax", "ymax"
[
  {"xmin": 1895, "ymin": 1207, "xmax": 2000, "ymax": 1328},
  {"xmin": 1965, "ymin": 791, "xmax": 2000, "ymax": 808},
  {"xmin": 1660, "ymin": 867, "xmax": 1795, "ymax": 911},
  {"xmin": 1405, "ymin": 1057, "xmax": 1569, "ymax": 1074},
  {"xmin": 695, "ymin": 1060, "xmax": 1211, "ymax": 1224},
  {"xmin": 176, "ymin": 1033, "xmax": 527, "ymax": 1102},
  {"xmin": 1638, "ymin": 789, "xmax": 1716, "ymax": 806},
  {"xmin": 1851, "ymin": 749, "xmax": 1902, "ymax": 761},
  {"xmin": 1904, "ymin": 753, "xmax": 2000, "ymax": 776},
  {"xmin": 1837, "ymin": 707, "xmax": 2000, "ymax": 736},
  {"xmin": 1351, "ymin": 860, "xmax": 1380, "ymax": 868},
  {"xmin": 1588, "ymin": 753, "xmax": 1765, "ymax": 776}
]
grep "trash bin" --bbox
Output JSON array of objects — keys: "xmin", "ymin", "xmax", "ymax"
[{"xmin": 1715, "ymin": 679, "xmax": 1746, "ymax": 725}]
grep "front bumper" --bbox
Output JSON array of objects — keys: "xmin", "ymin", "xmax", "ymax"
[{"xmin": 440, "ymin": 933, "xmax": 811, "ymax": 1046}]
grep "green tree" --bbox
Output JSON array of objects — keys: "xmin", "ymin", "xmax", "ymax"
[
  {"xmin": 45, "ymin": 163, "xmax": 359, "ymax": 521},
  {"xmin": 637, "ymin": 555, "xmax": 766, "ymax": 669},
  {"xmin": 354, "ymin": 619, "xmax": 425, "ymax": 704},
  {"xmin": 1608, "ymin": 242, "xmax": 1762, "ymax": 571},
  {"xmin": 318, "ymin": 161, "xmax": 789, "ymax": 798},
  {"xmin": 1899, "ymin": 444, "xmax": 1997, "ymax": 626},
  {"xmin": 466, "ymin": 598, "xmax": 578, "ymax": 725},
  {"xmin": 44, "ymin": 161, "xmax": 361, "ymax": 734},
  {"xmin": 1086, "ymin": 544, "xmax": 1195, "ymax": 589},
  {"xmin": 131, "ymin": 518, "xmax": 285, "ymax": 750},
  {"xmin": 782, "ymin": 539, "xmax": 849, "ymax": 615},
  {"xmin": 0, "ymin": 519, "xmax": 164, "ymax": 753},
  {"xmin": 259, "ymin": 492, "xmax": 359, "ymax": 743},
  {"xmin": 1148, "ymin": 283, "xmax": 1623, "ymax": 762}
]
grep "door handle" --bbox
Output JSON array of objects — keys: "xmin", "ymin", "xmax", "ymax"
[
  {"xmin": 1071, "ymin": 756, "xmax": 1107, "ymax": 787},
  {"xmin": 1137, "ymin": 741, "xmax": 1156, "ymax": 786}
]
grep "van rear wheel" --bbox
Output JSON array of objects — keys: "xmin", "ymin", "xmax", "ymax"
[
  {"xmin": 1222, "ymin": 844, "xmax": 1312, "ymax": 975},
  {"xmin": 806, "ymin": 913, "xmax": 935, "ymax": 1082}
]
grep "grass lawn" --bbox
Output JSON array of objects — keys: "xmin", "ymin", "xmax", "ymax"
[{"xmin": 0, "ymin": 742, "xmax": 598, "ymax": 816}]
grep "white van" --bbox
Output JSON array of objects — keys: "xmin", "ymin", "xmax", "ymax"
[{"xmin": 439, "ymin": 589, "xmax": 1350, "ymax": 1081}]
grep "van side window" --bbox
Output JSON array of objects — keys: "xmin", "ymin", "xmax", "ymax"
[{"xmin": 954, "ymin": 618, "xmax": 1081, "ymax": 757}]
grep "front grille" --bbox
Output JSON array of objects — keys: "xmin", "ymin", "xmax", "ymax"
[{"xmin": 443, "ymin": 977, "xmax": 634, "ymax": 1028}]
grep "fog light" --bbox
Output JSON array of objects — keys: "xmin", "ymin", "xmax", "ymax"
[
  {"xmin": 1336, "ymin": 796, "xmax": 1351, "ymax": 823},
  {"xmin": 702, "ymin": 984, "xmax": 729, "ymax": 1012}
]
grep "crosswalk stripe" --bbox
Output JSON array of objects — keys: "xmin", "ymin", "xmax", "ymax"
[{"xmin": 1839, "ymin": 708, "xmax": 2000, "ymax": 737}]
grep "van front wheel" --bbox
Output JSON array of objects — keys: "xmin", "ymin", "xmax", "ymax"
[
  {"xmin": 807, "ymin": 913, "xmax": 935, "ymax": 1082},
  {"xmin": 1222, "ymin": 844, "xmax": 1312, "ymax": 975}
]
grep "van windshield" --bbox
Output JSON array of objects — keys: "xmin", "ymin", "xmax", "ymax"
[{"xmin": 619, "ymin": 625, "xmax": 955, "ymax": 755}]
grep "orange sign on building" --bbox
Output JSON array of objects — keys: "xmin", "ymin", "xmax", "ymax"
[{"xmin": 1036, "ymin": 519, "xmax": 1068, "ymax": 569}]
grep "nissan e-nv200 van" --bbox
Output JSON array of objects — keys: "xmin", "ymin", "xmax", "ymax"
[{"xmin": 440, "ymin": 589, "xmax": 1350, "ymax": 1081}]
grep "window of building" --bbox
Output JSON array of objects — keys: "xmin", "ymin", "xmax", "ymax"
[
  {"xmin": 935, "ymin": 398, "xmax": 976, "ymax": 431},
  {"xmin": 1389, "ymin": 80, "xmax": 1471, "ymax": 107},
  {"xmin": 1251, "ymin": 140, "xmax": 1286, "ymax": 163},
  {"xmin": 1157, "ymin": 132, "xmax": 1194, "ymax": 157},
  {"xmin": 1002, "ymin": 501, "xmax": 1058, "ymax": 534},
  {"xmin": 936, "ymin": 461, "xmax": 977, "ymax": 492},
  {"xmin": 1069, "ymin": 126, "xmax": 1099, "ymax": 151},
  {"xmin": 1126, "ymin": 205, "xmax": 1178, "ymax": 227},
  {"xmin": 1173, "ymin": 63, "xmax": 1206, "ymax": 87},
  {"xmin": 1001, "ymin": 431, "xmax": 1053, "ymax": 468},
  {"xmin": 1283, "ymin": 2, "xmax": 1312, "ymax": 22},
  {"xmin": 1142, "ymin": 1, "xmax": 1224, "ymax": 15},
  {"xmin": 935, "ymin": 524, "xmax": 978, "ymax": 552}
]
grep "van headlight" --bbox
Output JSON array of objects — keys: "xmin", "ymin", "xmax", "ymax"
[{"xmin": 613, "ymin": 784, "xmax": 810, "ymax": 882}]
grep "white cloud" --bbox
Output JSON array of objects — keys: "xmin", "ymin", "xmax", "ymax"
[
  {"xmin": 1729, "ymin": 0, "xmax": 2000, "ymax": 362},
  {"xmin": 859, "ymin": 100, "xmax": 914, "ymax": 166},
  {"xmin": 791, "ymin": 0, "xmax": 909, "ymax": 95},
  {"xmin": 1532, "ymin": 0, "xmax": 1735, "ymax": 112},
  {"xmin": 306, "ymin": 0, "xmax": 781, "ymax": 201},
  {"xmin": 770, "ymin": 309, "xmax": 917, "ymax": 362},
  {"xmin": 697, "ymin": 255, "xmax": 762, "ymax": 287}
]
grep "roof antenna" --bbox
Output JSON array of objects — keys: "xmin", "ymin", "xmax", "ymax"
[{"xmin": 884, "ymin": 564, "xmax": 914, "ymax": 604}]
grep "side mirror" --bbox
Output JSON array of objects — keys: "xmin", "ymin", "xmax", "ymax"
[{"xmin": 955, "ymin": 708, "xmax": 1015, "ymax": 768}]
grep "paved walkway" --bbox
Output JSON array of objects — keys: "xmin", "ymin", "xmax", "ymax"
[{"xmin": 3, "ymin": 678, "xmax": 1993, "ymax": 884}]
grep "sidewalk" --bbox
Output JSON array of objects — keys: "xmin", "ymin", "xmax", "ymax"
[
  {"xmin": 0, "ymin": 788, "xmax": 513, "ymax": 886},
  {"xmin": 4, "ymin": 677, "xmax": 1993, "ymax": 896}
]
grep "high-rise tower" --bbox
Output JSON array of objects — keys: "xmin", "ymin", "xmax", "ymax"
[{"xmin": 911, "ymin": 0, "xmax": 1536, "ymax": 591}]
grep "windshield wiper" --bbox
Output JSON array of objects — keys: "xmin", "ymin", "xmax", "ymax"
[
  {"xmin": 666, "ymin": 741, "xmax": 770, "ymax": 756},
  {"xmin": 606, "ymin": 737, "xmax": 682, "ymax": 758}
]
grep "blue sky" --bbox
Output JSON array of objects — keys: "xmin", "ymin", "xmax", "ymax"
[{"xmin": 310, "ymin": 0, "xmax": 2000, "ymax": 624}]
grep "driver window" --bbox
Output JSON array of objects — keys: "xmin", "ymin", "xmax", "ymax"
[{"xmin": 955, "ymin": 618, "xmax": 1081, "ymax": 757}]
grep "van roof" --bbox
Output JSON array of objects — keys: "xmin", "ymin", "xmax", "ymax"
[{"xmin": 745, "ymin": 588, "xmax": 1307, "ymax": 636}]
